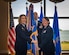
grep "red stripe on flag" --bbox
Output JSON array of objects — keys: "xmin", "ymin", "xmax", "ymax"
[
  {"xmin": 8, "ymin": 44, "xmax": 15, "ymax": 53},
  {"xmin": 9, "ymin": 37, "xmax": 14, "ymax": 48},
  {"xmin": 8, "ymin": 27, "xmax": 16, "ymax": 54},
  {"xmin": 11, "ymin": 27, "xmax": 16, "ymax": 36},
  {"xmin": 9, "ymin": 28, "xmax": 16, "ymax": 42}
]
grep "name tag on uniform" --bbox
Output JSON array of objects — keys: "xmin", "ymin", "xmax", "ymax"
[
  {"xmin": 43, "ymin": 30, "xmax": 46, "ymax": 33},
  {"xmin": 22, "ymin": 27, "xmax": 25, "ymax": 30}
]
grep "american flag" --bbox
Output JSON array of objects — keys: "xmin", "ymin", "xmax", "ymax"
[{"xmin": 8, "ymin": 6, "xmax": 16, "ymax": 54}]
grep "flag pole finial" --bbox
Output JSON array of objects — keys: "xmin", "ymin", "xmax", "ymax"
[
  {"xmin": 26, "ymin": 2, "xmax": 28, "ymax": 5},
  {"xmin": 40, "ymin": 1, "xmax": 42, "ymax": 7},
  {"xmin": 26, "ymin": 2, "xmax": 28, "ymax": 7},
  {"xmin": 9, "ymin": 2, "xmax": 11, "ymax": 9}
]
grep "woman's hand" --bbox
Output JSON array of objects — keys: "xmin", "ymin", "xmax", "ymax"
[
  {"xmin": 31, "ymin": 39, "xmax": 37, "ymax": 44},
  {"xmin": 39, "ymin": 24, "xmax": 43, "ymax": 28},
  {"xmin": 31, "ymin": 26, "xmax": 34, "ymax": 31}
]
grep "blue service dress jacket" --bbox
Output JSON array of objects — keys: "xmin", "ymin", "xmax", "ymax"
[
  {"xmin": 15, "ymin": 24, "xmax": 32, "ymax": 55},
  {"xmin": 39, "ymin": 25, "xmax": 55, "ymax": 54}
]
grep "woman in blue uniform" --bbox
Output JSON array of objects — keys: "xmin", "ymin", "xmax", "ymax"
[
  {"xmin": 39, "ymin": 17, "xmax": 55, "ymax": 55},
  {"xmin": 15, "ymin": 14, "xmax": 34, "ymax": 55}
]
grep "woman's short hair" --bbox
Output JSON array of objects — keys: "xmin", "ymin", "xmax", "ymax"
[
  {"xmin": 18, "ymin": 14, "xmax": 27, "ymax": 23},
  {"xmin": 43, "ymin": 17, "xmax": 50, "ymax": 24}
]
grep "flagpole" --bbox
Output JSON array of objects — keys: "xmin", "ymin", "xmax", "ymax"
[
  {"xmin": 39, "ymin": 2, "xmax": 43, "ymax": 22},
  {"xmin": 44, "ymin": 0, "xmax": 46, "ymax": 16},
  {"xmin": 26, "ymin": 2, "xmax": 33, "ymax": 55}
]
